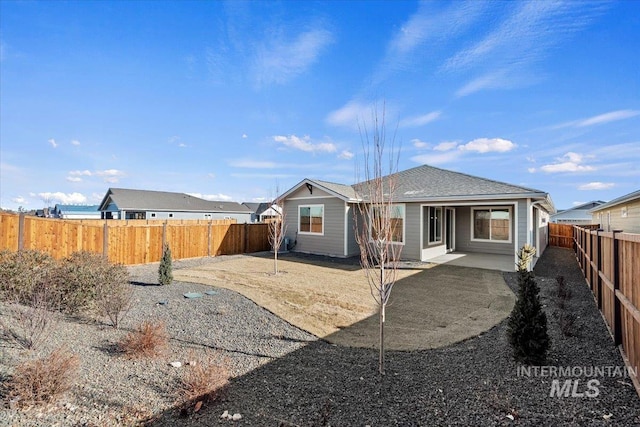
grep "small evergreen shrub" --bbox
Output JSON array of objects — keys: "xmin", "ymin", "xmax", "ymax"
[
  {"xmin": 508, "ymin": 245, "xmax": 550, "ymax": 365},
  {"xmin": 6, "ymin": 346, "xmax": 79, "ymax": 408},
  {"xmin": 158, "ymin": 243, "xmax": 173, "ymax": 286}
]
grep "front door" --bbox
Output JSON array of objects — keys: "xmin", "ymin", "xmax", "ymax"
[{"xmin": 445, "ymin": 208, "xmax": 455, "ymax": 252}]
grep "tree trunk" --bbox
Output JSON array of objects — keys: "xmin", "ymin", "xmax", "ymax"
[{"xmin": 379, "ymin": 303, "xmax": 385, "ymax": 375}]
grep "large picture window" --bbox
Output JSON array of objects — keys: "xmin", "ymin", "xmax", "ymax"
[
  {"xmin": 299, "ymin": 205, "xmax": 324, "ymax": 234},
  {"xmin": 472, "ymin": 207, "xmax": 511, "ymax": 242},
  {"xmin": 428, "ymin": 206, "xmax": 442, "ymax": 244},
  {"xmin": 370, "ymin": 204, "xmax": 405, "ymax": 244}
]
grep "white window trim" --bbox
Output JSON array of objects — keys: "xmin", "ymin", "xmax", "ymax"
[
  {"xmin": 368, "ymin": 203, "xmax": 406, "ymax": 245},
  {"xmin": 428, "ymin": 206, "xmax": 443, "ymax": 245},
  {"xmin": 471, "ymin": 206, "xmax": 513, "ymax": 244},
  {"xmin": 298, "ymin": 204, "xmax": 324, "ymax": 236}
]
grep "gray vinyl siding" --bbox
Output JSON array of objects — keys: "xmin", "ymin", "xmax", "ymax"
[
  {"xmin": 138, "ymin": 211, "xmax": 252, "ymax": 222},
  {"xmin": 592, "ymin": 199, "xmax": 640, "ymax": 233},
  {"xmin": 283, "ymin": 196, "xmax": 347, "ymax": 257},
  {"xmin": 403, "ymin": 203, "xmax": 422, "ymax": 260},
  {"xmin": 346, "ymin": 203, "xmax": 360, "ymax": 256},
  {"xmin": 454, "ymin": 205, "xmax": 515, "ymax": 256}
]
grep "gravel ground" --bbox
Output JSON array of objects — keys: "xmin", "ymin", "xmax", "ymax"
[{"xmin": 2, "ymin": 247, "xmax": 640, "ymax": 426}]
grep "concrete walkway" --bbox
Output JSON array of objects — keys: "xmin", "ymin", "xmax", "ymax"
[{"xmin": 325, "ymin": 264, "xmax": 515, "ymax": 350}]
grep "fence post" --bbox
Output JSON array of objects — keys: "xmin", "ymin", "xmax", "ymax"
[
  {"xmin": 243, "ymin": 223, "xmax": 248, "ymax": 254},
  {"xmin": 207, "ymin": 221, "xmax": 212, "ymax": 257},
  {"xmin": 18, "ymin": 213, "xmax": 25, "ymax": 250},
  {"xmin": 595, "ymin": 229, "xmax": 602, "ymax": 309},
  {"xmin": 612, "ymin": 229, "xmax": 623, "ymax": 346},
  {"xmin": 102, "ymin": 221, "xmax": 108, "ymax": 259}
]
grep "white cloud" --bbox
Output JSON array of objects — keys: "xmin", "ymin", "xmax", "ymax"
[
  {"xmin": 273, "ymin": 135, "xmax": 336, "ymax": 153},
  {"xmin": 66, "ymin": 177, "xmax": 82, "ymax": 182},
  {"xmin": 412, "ymin": 139, "xmax": 429, "ymax": 149},
  {"xmin": 325, "ymin": 100, "xmax": 373, "ymax": 129},
  {"xmin": 554, "ymin": 109, "xmax": 640, "ymax": 129},
  {"xmin": 95, "ymin": 169, "xmax": 125, "ymax": 183},
  {"xmin": 338, "ymin": 150, "xmax": 354, "ymax": 160},
  {"xmin": 69, "ymin": 170, "xmax": 93, "ymax": 176},
  {"xmin": 578, "ymin": 182, "xmax": 614, "ymax": 190},
  {"xmin": 229, "ymin": 159, "xmax": 278, "ymax": 169},
  {"xmin": 411, "ymin": 151, "xmax": 461, "ymax": 165},
  {"xmin": 446, "ymin": 2, "xmax": 606, "ymax": 97},
  {"xmin": 253, "ymin": 27, "xmax": 333, "ymax": 86},
  {"xmin": 459, "ymin": 138, "xmax": 516, "ymax": 153},
  {"xmin": 399, "ymin": 111, "xmax": 441, "ymax": 128},
  {"xmin": 38, "ymin": 192, "xmax": 87, "ymax": 204},
  {"xmin": 536, "ymin": 152, "xmax": 596, "ymax": 173},
  {"xmin": 48, "ymin": 138, "xmax": 58, "ymax": 148},
  {"xmin": 12, "ymin": 196, "xmax": 26, "ymax": 204},
  {"xmin": 71, "ymin": 139, "xmax": 81, "ymax": 146},
  {"xmin": 190, "ymin": 193, "xmax": 233, "ymax": 202},
  {"xmin": 242, "ymin": 133, "xmax": 248, "ymax": 139},
  {"xmin": 434, "ymin": 141, "xmax": 459, "ymax": 151}
]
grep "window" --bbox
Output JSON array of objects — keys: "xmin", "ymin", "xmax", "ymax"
[
  {"xmin": 299, "ymin": 205, "xmax": 324, "ymax": 234},
  {"xmin": 150, "ymin": 213, "xmax": 156, "ymax": 218},
  {"xmin": 472, "ymin": 207, "xmax": 511, "ymax": 242},
  {"xmin": 168, "ymin": 213, "xmax": 174, "ymax": 218},
  {"xmin": 370, "ymin": 204, "xmax": 405, "ymax": 244},
  {"xmin": 428, "ymin": 206, "xmax": 442, "ymax": 244}
]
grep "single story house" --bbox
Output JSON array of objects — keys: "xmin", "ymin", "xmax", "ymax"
[
  {"xmin": 589, "ymin": 189, "xmax": 640, "ymax": 233},
  {"xmin": 242, "ymin": 202, "xmax": 282, "ymax": 223},
  {"xmin": 52, "ymin": 204, "xmax": 101, "ymax": 220},
  {"xmin": 280, "ymin": 164, "xmax": 555, "ymax": 269},
  {"xmin": 550, "ymin": 201, "xmax": 604, "ymax": 225},
  {"xmin": 98, "ymin": 188, "xmax": 253, "ymax": 223}
]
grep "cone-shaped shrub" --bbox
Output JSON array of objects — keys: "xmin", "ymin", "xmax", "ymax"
[
  {"xmin": 158, "ymin": 243, "xmax": 173, "ymax": 286},
  {"xmin": 507, "ymin": 245, "xmax": 550, "ymax": 365}
]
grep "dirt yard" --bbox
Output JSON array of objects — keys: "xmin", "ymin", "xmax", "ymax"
[
  {"xmin": 173, "ymin": 253, "xmax": 420, "ymax": 338},
  {"xmin": 173, "ymin": 252, "xmax": 515, "ymax": 350}
]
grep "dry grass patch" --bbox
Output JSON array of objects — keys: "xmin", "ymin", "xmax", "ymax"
[
  {"xmin": 173, "ymin": 254, "xmax": 422, "ymax": 338},
  {"xmin": 5, "ymin": 346, "xmax": 80, "ymax": 409},
  {"xmin": 178, "ymin": 351, "xmax": 230, "ymax": 406},
  {"xmin": 118, "ymin": 320, "xmax": 168, "ymax": 358}
]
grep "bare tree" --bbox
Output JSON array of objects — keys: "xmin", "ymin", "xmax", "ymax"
[
  {"xmin": 353, "ymin": 106, "xmax": 402, "ymax": 375},
  {"xmin": 269, "ymin": 186, "xmax": 287, "ymax": 275}
]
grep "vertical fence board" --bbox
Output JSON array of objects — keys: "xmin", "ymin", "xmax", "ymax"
[
  {"xmin": 573, "ymin": 225, "xmax": 640, "ymax": 397},
  {"xmin": 1, "ymin": 213, "xmax": 269, "ymax": 265}
]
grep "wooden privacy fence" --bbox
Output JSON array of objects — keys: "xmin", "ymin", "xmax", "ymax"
[
  {"xmin": 0, "ymin": 213, "xmax": 271, "ymax": 265},
  {"xmin": 549, "ymin": 223, "xmax": 576, "ymax": 248},
  {"xmin": 574, "ymin": 225, "xmax": 640, "ymax": 394}
]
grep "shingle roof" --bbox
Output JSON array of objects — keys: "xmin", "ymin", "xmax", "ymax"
[
  {"xmin": 589, "ymin": 189, "xmax": 640, "ymax": 212},
  {"xmin": 376, "ymin": 164, "xmax": 548, "ymax": 201},
  {"xmin": 100, "ymin": 188, "xmax": 251, "ymax": 213},
  {"xmin": 55, "ymin": 204, "xmax": 100, "ymax": 213},
  {"xmin": 309, "ymin": 179, "xmax": 360, "ymax": 201},
  {"xmin": 282, "ymin": 164, "xmax": 554, "ymax": 211}
]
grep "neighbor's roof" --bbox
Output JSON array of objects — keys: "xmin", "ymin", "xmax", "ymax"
[
  {"xmin": 55, "ymin": 204, "xmax": 100, "ymax": 213},
  {"xmin": 98, "ymin": 188, "xmax": 252, "ymax": 213},
  {"xmin": 589, "ymin": 189, "xmax": 640, "ymax": 212}
]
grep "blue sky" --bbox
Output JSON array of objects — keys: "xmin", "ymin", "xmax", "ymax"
[{"xmin": 1, "ymin": 0, "xmax": 638, "ymax": 211}]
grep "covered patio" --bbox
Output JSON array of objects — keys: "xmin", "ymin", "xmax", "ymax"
[{"xmin": 427, "ymin": 252, "xmax": 516, "ymax": 272}]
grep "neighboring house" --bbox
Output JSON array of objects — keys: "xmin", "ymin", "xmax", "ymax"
[
  {"xmin": 550, "ymin": 201, "xmax": 604, "ymax": 225},
  {"xmin": 98, "ymin": 188, "xmax": 253, "ymax": 223},
  {"xmin": 280, "ymin": 164, "xmax": 555, "ymax": 268},
  {"xmin": 242, "ymin": 202, "xmax": 283, "ymax": 223},
  {"xmin": 589, "ymin": 189, "xmax": 640, "ymax": 233},
  {"xmin": 52, "ymin": 204, "xmax": 101, "ymax": 220}
]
